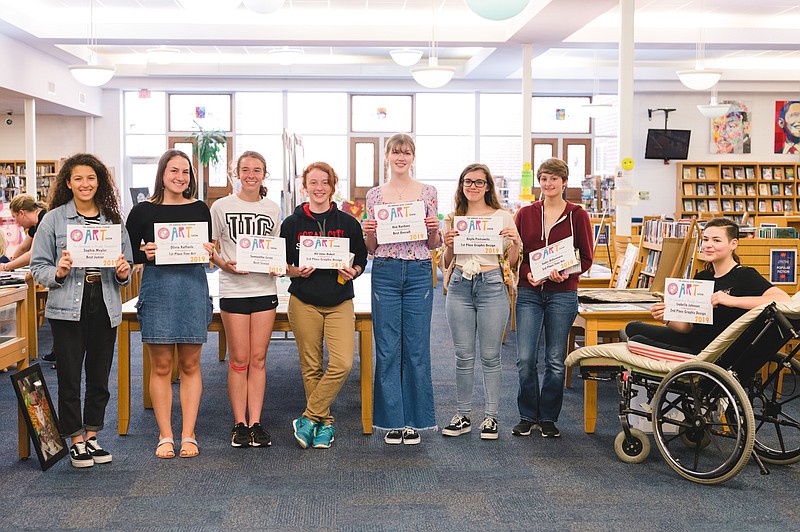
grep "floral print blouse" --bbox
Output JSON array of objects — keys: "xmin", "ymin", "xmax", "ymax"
[{"xmin": 366, "ymin": 183, "xmax": 438, "ymax": 260}]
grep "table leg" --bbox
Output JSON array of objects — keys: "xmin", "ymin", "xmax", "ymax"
[
  {"xmin": 358, "ymin": 319, "xmax": 373, "ymax": 435},
  {"xmin": 117, "ymin": 320, "xmax": 131, "ymax": 435},
  {"xmin": 584, "ymin": 324, "xmax": 599, "ymax": 434},
  {"xmin": 143, "ymin": 344, "xmax": 152, "ymax": 409}
]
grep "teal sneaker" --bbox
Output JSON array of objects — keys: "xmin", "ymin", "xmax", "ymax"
[
  {"xmin": 292, "ymin": 417, "xmax": 317, "ymax": 449},
  {"xmin": 312, "ymin": 423, "xmax": 335, "ymax": 449}
]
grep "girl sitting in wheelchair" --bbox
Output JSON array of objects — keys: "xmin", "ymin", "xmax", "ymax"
[{"xmin": 626, "ymin": 217, "xmax": 790, "ymax": 354}]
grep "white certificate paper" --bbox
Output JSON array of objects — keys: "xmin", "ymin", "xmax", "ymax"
[
  {"xmin": 66, "ymin": 224, "xmax": 122, "ymax": 268},
  {"xmin": 298, "ymin": 236, "xmax": 350, "ymax": 269},
  {"xmin": 528, "ymin": 236, "xmax": 580, "ymax": 282},
  {"xmin": 235, "ymin": 235, "xmax": 286, "ymax": 275},
  {"xmin": 453, "ymin": 216, "xmax": 504, "ymax": 255},
  {"xmin": 375, "ymin": 201, "xmax": 427, "ymax": 245},
  {"xmin": 154, "ymin": 222, "xmax": 209, "ymax": 265},
  {"xmin": 663, "ymin": 278, "xmax": 714, "ymax": 324}
]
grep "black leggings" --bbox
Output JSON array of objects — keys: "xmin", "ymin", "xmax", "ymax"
[{"xmin": 624, "ymin": 321, "xmax": 698, "ymax": 355}]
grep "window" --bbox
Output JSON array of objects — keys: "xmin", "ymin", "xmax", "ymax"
[
  {"xmin": 532, "ymin": 96, "xmax": 591, "ymax": 134},
  {"xmin": 169, "ymin": 94, "xmax": 231, "ymax": 132},
  {"xmin": 351, "ymin": 95, "xmax": 413, "ymax": 133},
  {"xmin": 235, "ymin": 93, "xmax": 283, "ymax": 134},
  {"xmin": 125, "ymin": 91, "xmax": 166, "ymax": 134}
]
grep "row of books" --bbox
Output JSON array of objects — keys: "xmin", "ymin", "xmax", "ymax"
[
  {"xmin": 682, "ymin": 182, "xmax": 800, "ymax": 197},
  {"xmin": 682, "ymin": 166, "xmax": 797, "ymax": 181},
  {"xmin": 641, "ymin": 219, "xmax": 692, "ymax": 245},
  {"xmin": 683, "ymin": 198, "xmax": 797, "ymax": 213}
]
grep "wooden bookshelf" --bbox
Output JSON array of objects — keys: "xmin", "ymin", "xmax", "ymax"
[
  {"xmin": 0, "ymin": 160, "xmax": 57, "ymax": 202},
  {"xmin": 677, "ymin": 162, "xmax": 799, "ymax": 223}
]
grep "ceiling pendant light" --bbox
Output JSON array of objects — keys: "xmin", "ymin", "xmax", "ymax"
[
  {"xmin": 390, "ymin": 48, "xmax": 424, "ymax": 67},
  {"xmin": 411, "ymin": 1, "xmax": 455, "ymax": 89},
  {"xmin": 465, "ymin": 0, "xmax": 529, "ymax": 21},
  {"xmin": 243, "ymin": 0, "xmax": 285, "ymax": 14},
  {"xmin": 69, "ymin": 0, "xmax": 115, "ymax": 86},
  {"xmin": 677, "ymin": 0, "xmax": 722, "ymax": 90},
  {"xmin": 697, "ymin": 87, "xmax": 731, "ymax": 119},
  {"xmin": 270, "ymin": 47, "xmax": 304, "ymax": 66},
  {"xmin": 146, "ymin": 45, "xmax": 181, "ymax": 65}
]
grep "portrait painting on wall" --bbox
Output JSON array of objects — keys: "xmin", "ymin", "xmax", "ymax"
[
  {"xmin": 774, "ymin": 100, "xmax": 800, "ymax": 154},
  {"xmin": 710, "ymin": 101, "xmax": 751, "ymax": 154}
]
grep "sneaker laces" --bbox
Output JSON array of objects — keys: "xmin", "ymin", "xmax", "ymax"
[
  {"xmin": 480, "ymin": 418, "xmax": 496, "ymax": 430},
  {"xmin": 87, "ymin": 439, "xmax": 103, "ymax": 451},
  {"xmin": 449, "ymin": 414, "xmax": 465, "ymax": 426},
  {"xmin": 402, "ymin": 427, "xmax": 417, "ymax": 438}
]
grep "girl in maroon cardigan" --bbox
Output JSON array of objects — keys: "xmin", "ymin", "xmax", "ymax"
[{"xmin": 513, "ymin": 158, "xmax": 593, "ymax": 438}]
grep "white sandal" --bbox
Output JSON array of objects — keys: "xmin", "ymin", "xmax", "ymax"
[
  {"xmin": 180, "ymin": 436, "xmax": 199, "ymax": 458},
  {"xmin": 156, "ymin": 437, "xmax": 175, "ymax": 459}
]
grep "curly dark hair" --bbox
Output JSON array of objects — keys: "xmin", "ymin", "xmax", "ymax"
[{"xmin": 48, "ymin": 153, "xmax": 122, "ymax": 224}]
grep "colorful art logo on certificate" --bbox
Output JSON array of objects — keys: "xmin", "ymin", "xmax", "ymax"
[
  {"xmin": 154, "ymin": 221, "xmax": 208, "ymax": 265},
  {"xmin": 374, "ymin": 201, "xmax": 427, "ymax": 245},
  {"xmin": 663, "ymin": 278, "xmax": 714, "ymax": 324},
  {"xmin": 236, "ymin": 234, "xmax": 286, "ymax": 275},
  {"xmin": 453, "ymin": 216, "xmax": 503, "ymax": 255},
  {"xmin": 65, "ymin": 224, "xmax": 122, "ymax": 268},
  {"xmin": 298, "ymin": 236, "xmax": 350, "ymax": 269}
]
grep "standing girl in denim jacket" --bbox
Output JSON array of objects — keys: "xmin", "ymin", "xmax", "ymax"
[
  {"xmin": 440, "ymin": 164, "xmax": 520, "ymax": 440},
  {"xmin": 30, "ymin": 153, "xmax": 132, "ymax": 468},
  {"xmin": 362, "ymin": 133, "xmax": 441, "ymax": 445}
]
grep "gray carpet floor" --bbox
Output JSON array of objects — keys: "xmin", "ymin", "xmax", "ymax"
[{"xmin": 1, "ymin": 279, "xmax": 799, "ymax": 531}]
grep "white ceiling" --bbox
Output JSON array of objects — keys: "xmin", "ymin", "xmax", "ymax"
[{"xmin": 2, "ymin": 0, "xmax": 800, "ymax": 115}]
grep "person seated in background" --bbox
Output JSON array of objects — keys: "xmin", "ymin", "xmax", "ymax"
[
  {"xmin": 3, "ymin": 194, "xmax": 46, "ymax": 272},
  {"xmin": 625, "ymin": 217, "xmax": 790, "ymax": 355}
]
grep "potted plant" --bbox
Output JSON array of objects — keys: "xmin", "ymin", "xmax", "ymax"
[{"xmin": 187, "ymin": 120, "xmax": 226, "ymax": 168}]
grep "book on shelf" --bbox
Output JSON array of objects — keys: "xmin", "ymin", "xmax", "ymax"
[
  {"xmin": 740, "ymin": 227, "xmax": 756, "ymax": 238},
  {"xmin": 773, "ymin": 200, "xmax": 783, "ymax": 212},
  {"xmin": 734, "ymin": 183, "xmax": 745, "ymax": 195},
  {"xmin": 745, "ymin": 167, "xmax": 756, "ymax": 179},
  {"xmin": 771, "ymin": 184, "xmax": 781, "ymax": 195},
  {"xmin": 734, "ymin": 200, "xmax": 744, "ymax": 211},
  {"xmin": 721, "ymin": 167, "xmax": 732, "ymax": 180},
  {"xmin": 697, "ymin": 167, "xmax": 706, "ymax": 179},
  {"xmin": 759, "ymin": 183, "xmax": 769, "ymax": 195},
  {"xmin": 734, "ymin": 167, "xmax": 745, "ymax": 179},
  {"xmin": 708, "ymin": 183, "xmax": 717, "ymax": 195},
  {"xmin": 683, "ymin": 167, "xmax": 691, "ymax": 180},
  {"xmin": 721, "ymin": 183, "xmax": 733, "ymax": 196},
  {"xmin": 683, "ymin": 199, "xmax": 693, "ymax": 211},
  {"xmin": 785, "ymin": 184, "xmax": 794, "ymax": 195},
  {"xmin": 745, "ymin": 199, "xmax": 755, "ymax": 212},
  {"xmin": 746, "ymin": 183, "xmax": 756, "ymax": 195},
  {"xmin": 709, "ymin": 199, "xmax": 719, "ymax": 212},
  {"xmin": 785, "ymin": 199, "xmax": 793, "ymax": 212},
  {"xmin": 722, "ymin": 199, "xmax": 732, "ymax": 211},
  {"xmin": 696, "ymin": 183, "xmax": 707, "ymax": 195},
  {"xmin": 696, "ymin": 200, "xmax": 707, "ymax": 212},
  {"xmin": 775, "ymin": 167, "xmax": 785, "ymax": 179},
  {"xmin": 763, "ymin": 167, "xmax": 773, "ymax": 180},
  {"xmin": 787, "ymin": 167, "xmax": 796, "ymax": 179},
  {"xmin": 758, "ymin": 227, "xmax": 798, "ymax": 239},
  {"xmin": 758, "ymin": 200, "xmax": 767, "ymax": 211}
]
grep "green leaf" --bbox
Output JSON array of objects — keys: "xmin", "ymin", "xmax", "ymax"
[{"xmin": 186, "ymin": 120, "xmax": 227, "ymax": 167}]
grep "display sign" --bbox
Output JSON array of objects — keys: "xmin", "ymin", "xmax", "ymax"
[
  {"xmin": 452, "ymin": 215, "xmax": 503, "ymax": 255},
  {"xmin": 298, "ymin": 236, "xmax": 350, "ymax": 269},
  {"xmin": 663, "ymin": 278, "xmax": 714, "ymax": 324},
  {"xmin": 66, "ymin": 224, "xmax": 122, "ymax": 268},
  {"xmin": 154, "ymin": 222, "xmax": 209, "ymax": 265},
  {"xmin": 770, "ymin": 248, "xmax": 797, "ymax": 285},
  {"xmin": 374, "ymin": 201, "xmax": 427, "ymax": 245},
  {"xmin": 528, "ymin": 236, "xmax": 580, "ymax": 282},
  {"xmin": 235, "ymin": 235, "xmax": 286, "ymax": 275}
]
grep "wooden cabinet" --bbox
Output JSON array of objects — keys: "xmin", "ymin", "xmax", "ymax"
[
  {"xmin": 0, "ymin": 160, "xmax": 57, "ymax": 202},
  {"xmin": 677, "ymin": 162, "xmax": 799, "ymax": 223}
]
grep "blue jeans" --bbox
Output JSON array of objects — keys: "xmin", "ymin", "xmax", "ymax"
[
  {"xmin": 515, "ymin": 287, "xmax": 578, "ymax": 423},
  {"xmin": 445, "ymin": 268, "xmax": 509, "ymax": 419},
  {"xmin": 371, "ymin": 257, "xmax": 436, "ymax": 430}
]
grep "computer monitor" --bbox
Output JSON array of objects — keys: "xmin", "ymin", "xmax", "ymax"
[{"xmin": 644, "ymin": 129, "xmax": 691, "ymax": 160}]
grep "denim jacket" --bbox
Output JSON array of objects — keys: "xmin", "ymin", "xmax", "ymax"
[{"xmin": 30, "ymin": 200, "xmax": 133, "ymax": 327}]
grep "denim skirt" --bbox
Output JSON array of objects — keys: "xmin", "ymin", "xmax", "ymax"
[{"xmin": 136, "ymin": 263, "xmax": 213, "ymax": 344}]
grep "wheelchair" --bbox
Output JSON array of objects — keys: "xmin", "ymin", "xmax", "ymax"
[{"xmin": 565, "ymin": 300, "xmax": 800, "ymax": 485}]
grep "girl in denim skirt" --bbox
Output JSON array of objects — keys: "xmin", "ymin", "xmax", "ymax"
[
  {"xmin": 362, "ymin": 133, "xmax": 441, "ymax": 445},
  {"xmin": 30, "ymin": 153, "xmax": 133, "ymax": 468},
  {"xmin": 440, "ymin": 164, "xmax": 521, "ymax": 441},
  {"xmin": 126, "ymin": 149, "xmax": 213, "ymax": 459}
]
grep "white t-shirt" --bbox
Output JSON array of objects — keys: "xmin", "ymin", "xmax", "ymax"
[
  {"xmin": 448, "ymin": 209, "xmax": 515, "ymax": 268},
  {"xmin": 210, "ymin": 194, "xmax": 282, "ymax": 298}
]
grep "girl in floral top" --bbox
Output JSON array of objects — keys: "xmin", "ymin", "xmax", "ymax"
[{"xmin": 363, "ymin": 133, "xmax": 441, "ymax": 445}]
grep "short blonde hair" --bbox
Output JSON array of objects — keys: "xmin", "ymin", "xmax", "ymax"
[{"xmin": 9, "ymin": 194, "xmax": 45, "ymax": 214}]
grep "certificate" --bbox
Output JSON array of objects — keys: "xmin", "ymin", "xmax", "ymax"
[
  {"xmin": 66, "ymin": 224, "xmax": 122, "ymax": 268},
  {"xmin": 298, "ymin": 236, "xmax": 350, "ymax": 269},
  {"xmin": 235, "ymin": 235, "xmax": 286, "ymax": 275},
  {"xmin": 154, "ymin": 222, "xmax": 209, "ymax": 265},
  {"xmin": 453, "ymin": 216, "xmax": 504, "ymax": 255},
  {"xmin": 375, "ymin": 201, "xmax": 427, "ymax": 245},
  {"xmin": 663, "ymin": 278, "xmax": 714, "ymax": 324},
  {"xmin": 528, "ymin": 236, "xmax": 580, "ymax": 282}
]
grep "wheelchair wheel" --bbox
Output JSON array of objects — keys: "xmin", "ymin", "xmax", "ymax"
[
  {"xmin": 652, "ymin": 361, "xmax": 754, "ymax": 485},
  {"xmin": 614, "ymin": 428, "xmax": 650, "ymax": 464},
  {"xmin": 750, "ymin": 356, "xmax": 800, "ymax": 465}
]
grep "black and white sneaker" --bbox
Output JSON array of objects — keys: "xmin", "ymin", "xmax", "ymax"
[
  {"xmin": 512, "ymin": 420, "xmax": 536, "ymax": 436},
  {"xmin": 442, "ymin": 415, "xmax": 472, "ymax": 437},
  {"xmin": 384, "ymin": 429, "xmax": 403, "ymax": 445},
  {"xmin": 480, "ymin": 417, "xmax": 499, "ymax": 440},
  {"xmin": 84, "ymin": 437, "xmax": 112, "ymax": 464},
  {"xmin": 402, "ymin": 427, "xmax": 421, "ymax": 445},
  {"xmin": 249, "ymin": 423, "xmax": 272, "ymax": 447},
  {"xmin": 539, "ymin": 421, "xmax": 561, "ymax": 438},
  {"xmin": 231, "ymin": 422, "xmax": 250, "ymax": 448},
  {"xmin": 69, "ymin": 442, "xmax": 94, "ymax": 468}
]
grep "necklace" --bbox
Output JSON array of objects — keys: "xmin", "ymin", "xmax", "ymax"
[{"xmin": 391, "ymin": 179, "xmax": 413, "ymax": 201}]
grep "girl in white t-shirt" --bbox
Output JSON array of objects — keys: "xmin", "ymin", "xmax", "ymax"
[{"xmin": 210, "ymin": 151, "xmax": 282, "ymax": 449}]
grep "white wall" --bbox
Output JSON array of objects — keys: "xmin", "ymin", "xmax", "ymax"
[
  {"xmin": 0, "ymin": 114, "xmax": 85, "ymax": 161},
  {"xmin": 631, "ymin": 91, "xmax": 800, "ymax": 219}
]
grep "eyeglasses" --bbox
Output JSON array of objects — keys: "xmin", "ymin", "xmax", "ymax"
[{"xmin": 463, "ymin": 179, "xmax": 487, "ymax": 188}]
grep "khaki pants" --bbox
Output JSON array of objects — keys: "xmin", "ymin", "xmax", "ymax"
[{"xmin": 287, "ymin": 295, "xmax": 355, "ymax": 424}]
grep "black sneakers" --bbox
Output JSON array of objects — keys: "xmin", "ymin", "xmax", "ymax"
[
  {"xmin": 479, "ymin": 418, "xmax": 499, "ymax": 440},
  {"xmin": 539, "ymin": 421, "xmax": 561, "ymax": 438},
  {"xmin": 231, "ymin": 422, "xmax": 251, "ymax": 448},
  {"xmin": 384, "ymin": 429, "xmax": 403, "ymax": 445},
  {"xmin": 249, "ymin": 423, "xmax": 272, "ymax": 447},
  {"xmin": 512, "ymin": 420, "xmax": 536, "ymax": 436},
  {"xmin": 442, "ymin": 415, "xmax": 471, "ymax": 436},
  {"xmin": 84, "ymin": 437, "xmax": 112, "ymax": 464},
  {"xmin": 402, "ymin": 428, "xmax": 420, "ymax": 445},
  {"xmin": 69, "ymin": 442, "xmax": 94, "ymax": 468}
]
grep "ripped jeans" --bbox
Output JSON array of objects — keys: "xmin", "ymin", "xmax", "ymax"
[{"xmin": 371, "ymin": 257, "xmax": 436, "ymax": 430}]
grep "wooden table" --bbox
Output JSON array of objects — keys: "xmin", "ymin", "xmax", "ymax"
[
  {"xmin": 571, "ymin": 303, "xmax": 658, "ymax": 434},
  {"xmin": 117, "ymin": 275, "xmax": 374, "ymax": 435},
  {"xmin": 0, "ymin": 284, "xmax": 31, "ymax": 458}
]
